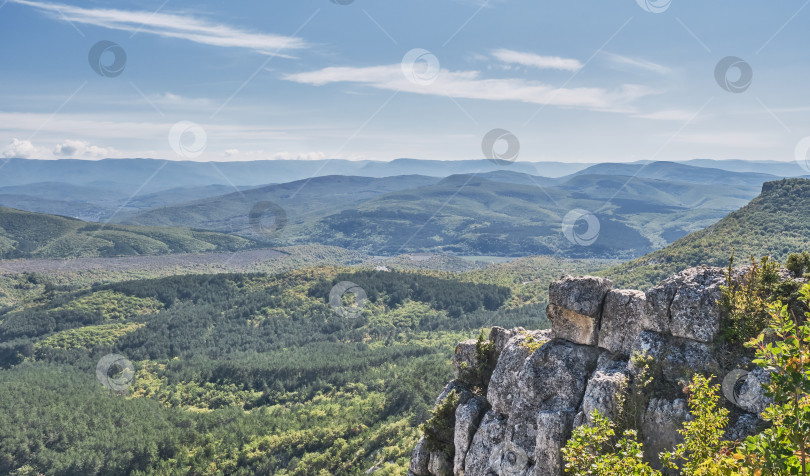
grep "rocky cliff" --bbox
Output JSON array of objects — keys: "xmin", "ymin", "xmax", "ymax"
[{"xmin": 408, "ymin": 266, "xmax": 785, "ymax": 476}]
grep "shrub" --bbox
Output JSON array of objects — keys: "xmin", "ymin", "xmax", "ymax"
[{"xmin": 562, "ymin": 410, "xmax": 660, "ymax": 475}]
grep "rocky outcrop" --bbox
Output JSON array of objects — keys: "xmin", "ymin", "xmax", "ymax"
[
  {"xmin": 547, "ymin": 276, "xmax": 612, "ymax": 346},
  {"xmin": 409, "ymin": 266, "xmax": 785, "ymax": 476}
]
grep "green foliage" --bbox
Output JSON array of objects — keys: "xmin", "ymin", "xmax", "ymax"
[
  {"xmin": 742, "ymin": 284, "xmax": 810, "ymax": 475},
  {"xmin": 787, "ymin": 251, "xmax": 810, "ymax": 279},
  {"xmin": 619, "ymin": 352, "xmax": 656, "ymax": 434},
  {"xmin": 718, "ymin": 255, "xmax": 796, "ymax": 345},
  {"xmin": 0, "ymin": 264, "xmax": 545, "ymax": 474},
  {"xmin": 604, "ymin": 179, "xmax": 810, "ymax": 289},
  {"xmin": 660, "ymin": 374, "xmax": 740, "ymax": 475},
  {"xmin": 420, "ymin": 389, "xmax": 460, "ymax": 458},
  {"xmin": 562, "ymin": 410, "xmax": 660, "ymax": 475},
  {"xmin": 0, "ymin": 206, "xmax": 257, "ymax": 260}
]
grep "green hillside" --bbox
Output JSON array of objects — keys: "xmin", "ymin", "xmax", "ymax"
[
  {"xmin": 117, "ymin": 164, "xmax": 769, "ymax": 259},
  {"xmin": 0, "ymin": 207, "xmax": 257, "ymax": 259},
  {"xmin": 603, "ymin": 178, "xmax": 810, "ymax": 289},
  {"xmin": 307, "ymin": 173, "xmax": 756, "ymax": 258}
]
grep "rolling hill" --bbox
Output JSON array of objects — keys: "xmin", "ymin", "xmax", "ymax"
[
  {"xmin": 0, "ymin": 207, "xmax": 258, "ymax": 260},
  {"xmin": 117, "ymin": 164, "xmax": 775, "ymax": 259},
  {"xmin": 603, "ymin": 178, "xmax": 810, "ymax": 289}
]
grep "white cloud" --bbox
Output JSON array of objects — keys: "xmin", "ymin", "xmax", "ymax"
[
  {"xmin": 53, "ymin": 139, "xmax": 118, "ymax": 158},
  {"xmin": 2, "ymin": 138, "xmax": 40, "ymax": 158},
  {"xmin": 635, "ymin": 109, "xmax": 697, "ymax": 121},
  {"xmin": 283, "ymin": 64, "xmax": 655, "ymax": 112},
  {"xmin": 10, "ymin": 0, "xmax": 307, "ymax": 56},
  {"xmin": 490, "ymin": 49, "xmax": 583, "ymax": 71},
  {"xmin": 601, "ymin": 52, "xmax": 670, "ymax": 75}
]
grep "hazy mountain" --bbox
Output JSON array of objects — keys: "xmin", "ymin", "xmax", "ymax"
[
  {"xmin": 603, "ymin": 178, "xmax": 810, "ymax": 289},
  {"xmin": 0, "ymin": 207, "xmax": 257, "ymax": 259},
  {"xmin": 117, "ymin": 175, "xmax": 441, "ymax": 236}
]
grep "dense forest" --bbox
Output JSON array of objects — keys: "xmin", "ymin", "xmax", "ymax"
[{"xmin": 0, "ymin": 265, "xmax": 568, "ymax": 475}]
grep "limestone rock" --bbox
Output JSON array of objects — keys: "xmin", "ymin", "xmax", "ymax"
[
  {"xmin": 735, "ymin": 367, "xmax": 772, "ymax": 416},
  {"xmin": 599, "ymin": 289, "xmax": 659, "ymax": 354},
  {"xmin": 508, "ymin": 339, "xmax": 600, "ymax": 453},
  {"xmin": 463, "ymin": 411, "xmax": 508, "ymax": 476},
  {"xmin": 642, "ymin": 398, "xmax": 690, "ymax": 467},
  {"xmin": 532, "ymin": 410, "xmax": 575, "ymax": 476},
  {"xmin": 491, "ymin": 326, "xmax": 523, "ymax": 360},
  {"xmin": 428, "ymin": 450, "xmax": 452, "ymax": 476},
  {"xmin": 725, "ymin": 413, "xmax": 761, "ymax": 441},
  {"xmin": 547, "ymin": 276, "xmax": 613, "ymax": 345},
  {"xmin": 409, "ymin": 437, "xmax": 430, "ymax": 476},
  {"xmin": 434, "ymin": 379, "xmax": 473, "ymax": 408},
  {"xmin": 488, "ymin": 439, "xmax": 532, "ymax": 476},
  {"xmin": 667, "ymin": 267, "xmax": 725, "ymax": 342},
  {"xmin": 574, "ymin": 358, "xmax": 629, "ymax": 427},
  {"xmin": 454, "ymin": 396, "xmax": 488, "ymax": 475},
  {"xmin": 453, "ymin": 339, "xmax": 481, "ymax": 385},
  {"xmin": 661, "ymin": 338, "xmax": 719, "ymax": 383},
  {"xmin": 487, "ymin": 332, "xmax": 541, "ymax": 415}
]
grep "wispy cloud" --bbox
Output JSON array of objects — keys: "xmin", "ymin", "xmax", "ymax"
[
  {"xmin": 635, "ymin": 109, "xmax": 698, "ymax": 121},
  {"xmin": 10, "ymin": 0, "xmax": 308, "ymax": 56},
  {"xmin": 283, "ymin": 64, "xmax": 655, "ymax": 112},
  {"xmin": 601, "ymin": 52, "xmax": 670, "ymax": 75},
  {"xmin": 490, "ymin": 49, "xmax": 583, "ymax": 71}
]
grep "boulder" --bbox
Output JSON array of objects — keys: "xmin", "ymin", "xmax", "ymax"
[
  {"xmin": 599, "ymin": 289, "xmax": 659, "ymax": 354},
  {"xmin": 409, "ymin": 437, "xmax": 430, "ymax": 476},
  {"xmin": 532, "ymin": 410, "xmax": 576, "ymax": 476},
  {"xmin": 547, "ymin": 276, "xmax": 612, "ymax": 345},
  {"xmin": 454, "ymin": 396, "xmax": 488, "ymax": 475},
  {"xmin": 463, "ymin": 411, "xmax": 508, "ymax": 476}
]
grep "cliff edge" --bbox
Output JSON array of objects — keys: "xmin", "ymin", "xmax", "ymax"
[{"xmin": 408, "ymin": 266, "xmax": 787, "ymax": 476}]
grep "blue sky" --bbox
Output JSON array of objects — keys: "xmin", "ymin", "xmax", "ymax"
[{"xmin": 1, "ymin": 0, "xmax": 808, "ymax": 163}]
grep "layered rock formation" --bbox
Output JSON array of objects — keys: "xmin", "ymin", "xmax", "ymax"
[{"xmin": 408, "ymin": 266, "xmax": 779, "ymax": 476}]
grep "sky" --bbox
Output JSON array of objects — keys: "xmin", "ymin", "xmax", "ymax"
[{"xmin": 0, "ymin": 0, "xmax": 809, "ymax": 163}]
